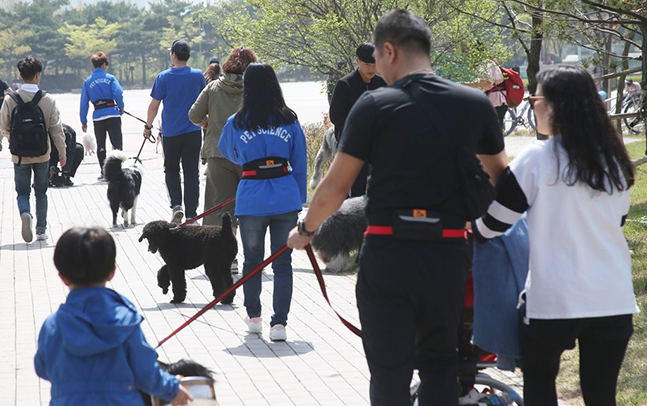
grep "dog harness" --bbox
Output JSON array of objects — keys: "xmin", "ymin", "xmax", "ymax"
[
  {"xmin": 241, "ymin": 157, "xmax": 290, "ymax": 180},
  {"xmin": 93, "ymin": 99, "xmax": 117, "ymax": 110}
]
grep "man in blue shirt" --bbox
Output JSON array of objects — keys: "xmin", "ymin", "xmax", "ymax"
[
  {"xmin": 144, "ymin": 40, "xmax": 206, "ymax": 223},
  {"xmin": 80, "ymin": 52, "xmax": 124, "ymax": 180}
]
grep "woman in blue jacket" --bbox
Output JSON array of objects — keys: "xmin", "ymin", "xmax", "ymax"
[{"xmin": 218, "ymin": 63, "xmax": 307, "ymax": 342}]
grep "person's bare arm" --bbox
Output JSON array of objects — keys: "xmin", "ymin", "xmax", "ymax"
[
  {"xmin": 287, "ymin": 152, "xmax": 365, "ymax": 249},
  {"xmin": 478, "ymin": 150, "xmax": 507, "ymax": 184},
  {"xmin": 143, "ymin": 99, "xmax": 161, "ymax": 138}
]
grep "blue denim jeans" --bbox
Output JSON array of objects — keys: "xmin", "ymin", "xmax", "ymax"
[
  {"xmin": 238, "ymin": 211, "xmax": 298, "ymax": 327},
  {"xmin": 14, "ymin": 161, "xmax": 49, "ymax": 233}
]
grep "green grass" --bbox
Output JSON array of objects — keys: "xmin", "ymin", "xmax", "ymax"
[{"xmin": 556, "ymin": 141, "xmax": 647, "ymax": 406}]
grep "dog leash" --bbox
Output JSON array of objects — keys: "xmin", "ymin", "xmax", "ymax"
[
  {"xmin": 155, "ymin": 244, "xmax": 362, "ymax": 347},
  {"xmin": 156, "ymin": 245, "xmax": 290, "ymax": 348},
  {"xmin": 121, "ymin": 109, "xmax": 159, "ymax": 163},
  {"xmin": 180, "ymin": 197, "xmax": 236, "ymax": 226}
]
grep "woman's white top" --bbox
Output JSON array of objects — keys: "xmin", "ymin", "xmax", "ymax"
[{"xmin": 475, "ymin": 137, "xmax": 639, "ymax": 319}]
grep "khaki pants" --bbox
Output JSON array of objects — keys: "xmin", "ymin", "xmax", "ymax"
[{"xmin": 203, "ymin": 157, "xmax": 241, "ymax": 226}]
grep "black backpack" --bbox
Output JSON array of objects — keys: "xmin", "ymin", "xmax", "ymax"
[{"xmin": 8, "ymin": 90, "xmax": 49, "ymax": 163}]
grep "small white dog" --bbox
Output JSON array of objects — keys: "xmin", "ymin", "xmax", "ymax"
[{"xmin": 82, "ymin": 132, "xmax": 97, "ymax": 156}]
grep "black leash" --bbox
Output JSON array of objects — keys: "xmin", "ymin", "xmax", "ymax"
[{"xmin": 121, "ymin": 109, "xmax": 158, "ymax": 162}]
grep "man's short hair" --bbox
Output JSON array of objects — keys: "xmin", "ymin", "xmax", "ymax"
[
  {"xmin": 17, "ymin": 56, "xmax": 43, "ymax": 81},
  {"xmin": 356, "ymin": 42, "xmax": 376, "ymax": 64},
  {"xmin": 373, "ymin": 10, "xmax": 431, "ymax": 55},
  {"xmin": 91, "ymin": 52, "xmax": 109, "ymax": 68},
  {"xmin": 170, "ymin": 39, "xmax": 191, "ymax": 62},
  {"xmin": 54, "ymin": 227, "xmax": 117, "ymax": 286}
]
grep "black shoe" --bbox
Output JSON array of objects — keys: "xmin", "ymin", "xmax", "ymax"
[{"xmin": 63, "ymin": 176, "xmax": 74, "ymax": 187}]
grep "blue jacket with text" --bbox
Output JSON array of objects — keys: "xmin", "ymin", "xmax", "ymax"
[{"xmin": 80, "ymin": 68, "xmax": 124, "ymax": 126}]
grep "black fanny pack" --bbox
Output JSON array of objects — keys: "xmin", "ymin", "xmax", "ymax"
[
  {"xmin": 93, "ymin": 99, "xmax": 117, "ymax": 110},
  {"xmin": 241, "ymin": 157, "xmax": 289, "ymax": 179}
]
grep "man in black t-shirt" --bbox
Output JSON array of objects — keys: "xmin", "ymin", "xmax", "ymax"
[
  {"xmin": 329, "ymin": 42, "xmax": 387, "ymax": 197},
  {"xmin": 289, "ymin": 10, "xmax": 506, "ymax": 406}
]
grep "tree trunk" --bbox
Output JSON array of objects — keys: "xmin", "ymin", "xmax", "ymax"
[
  {"xmin": 526, "ymin": 12, "xmax": 543, "ymax": 96},
  {"xmin": 526, "ymin": 11, "xmax": 544, "ymax": 139},
  {"xmin": 142, "ymin": 54, "xmax": 147, "ymax": 87},
  {"xmin": 641, "ymin": 21, "xmax": 647, "ymax": 149},
  {"xmin": 616, "ymin": 31, "xmax": 634, "ymax": 136}
]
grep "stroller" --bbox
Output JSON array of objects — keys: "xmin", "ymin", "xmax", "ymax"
[{"xmin": 410, "ymin": 274, "xmax": 524, "ymax": 406}]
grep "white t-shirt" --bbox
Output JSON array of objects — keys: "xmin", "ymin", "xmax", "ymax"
[{"xmin": 476, "ymin": 137, "xmax": 639, "ymax": 319}]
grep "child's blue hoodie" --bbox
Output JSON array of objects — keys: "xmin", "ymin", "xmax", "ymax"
[{"xmin": 34, "ymin": 286, "xmax": 179, "ymax": 406}]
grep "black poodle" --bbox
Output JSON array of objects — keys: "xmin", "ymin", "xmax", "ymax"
[
  {"xmin": 140, "ymin": 359, "xmax": 215, "ymax": 406},
  {"xmin": 138, "ymin": 213, "xmax": 237, "ymax": 304}
]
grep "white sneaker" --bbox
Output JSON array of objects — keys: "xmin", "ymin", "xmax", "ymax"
[
  {"xmin": 246, "ymin": 317, "xmax": 262, "ymax": 333},
  {"xmin": 36, "ymin": 232, "xmax": 48, "ymax": 241},
  {"xmin": 171, "ymin": 206, "xmax": 184, "ymax": 224},
  {"xmin": 270, "ymin": 324, "xmax": 287, "ymax": 342},
  {"xmin": 231, "ymin": 259, "xmax": 239, "ymax": 274},
  {"xmin": 21, "ymin": 213, "xmax": 33, "ymax": 243}
]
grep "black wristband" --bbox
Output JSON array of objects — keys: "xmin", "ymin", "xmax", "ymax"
[
  {"xmin": 297, "ymin": 219, "xmax": 315, "ymax": 237},
  {"xmin": 144, "ymin": 124, "xmax": 153, "ymax": 130}
]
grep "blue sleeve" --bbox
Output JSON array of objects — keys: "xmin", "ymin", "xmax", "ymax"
[
  {"xmin": 80, "ymin": 82, "xmax": 90, "ymax": 126},
  {"xmin": 125, "ymin": 326, "xmax": 179, "ymax": 401},
  {"xmin": 34, "ymin": 317, "xmax": 53, "ymax": 381},
  {"xmin": 112, "ymin": 76, "xmax": 124, "ymax": 111},
  {"xmin": 218, "ymin": 118, "xmax": 239, "ymax": 164},
  {"xmin": 290, "ymin": 122, "xmax": 308, "ymax": 203},
  {"xmin": 150, "ymin": 73, "xmax": 165, "ymax": 101}
]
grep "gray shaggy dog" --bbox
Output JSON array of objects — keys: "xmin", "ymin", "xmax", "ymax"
[
  {"xmin": 309, "ymin": 126, "xmax": 337, "ymax": 189},
  {"xmin": 138, "ymin": 214, "xmax": 237, "ymax": 304},
  {"xmin": 311, "ymin": 196, "xmax": 367, "ymax": 273}
]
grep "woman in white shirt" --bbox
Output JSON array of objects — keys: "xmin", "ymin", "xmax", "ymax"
[{"xmin": 474, "ymin": 64, "xmax": 638, "ymax": 406}]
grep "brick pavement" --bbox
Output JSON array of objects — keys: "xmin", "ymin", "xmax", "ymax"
[{"xmin": 0, "ymin": 90, "xmax": 555, "ymax": 406}]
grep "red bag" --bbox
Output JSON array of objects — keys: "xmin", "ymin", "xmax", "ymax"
[{"xmin": 490, "ymin": 60, "xmax": 525, "ymax": 108}]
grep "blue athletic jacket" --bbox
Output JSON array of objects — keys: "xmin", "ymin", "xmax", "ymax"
[
  {"xmin": 80, "ymin": 68, "xmax": 124, "ymax": 126},
  {"xmin": 218, "ymin": 115, "xmax": 307, "ymax": 216},
  {"xmin": 34, "ymin": 287, "xmax": 179, "ymax": 406}
]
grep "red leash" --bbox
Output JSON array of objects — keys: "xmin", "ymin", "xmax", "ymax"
[
  {"xmin": 155, "ymin": 244, "xmax": 362, "ymax": 347},
  {"xmin": 181, "ymin": 197, "xmax": 236, "ymax": 226},
  {"xmin": 156, "ymin": 245, "xmax": 290, "ymax": 348}
]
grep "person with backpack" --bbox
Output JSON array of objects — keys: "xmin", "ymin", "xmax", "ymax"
[
  {"xmin": 0, "ymin": 56, "xmax": 67, "ymax": 243},
  {"xmin": 463, "ymin": 59, "xmax": 524, "ymax": 130}
]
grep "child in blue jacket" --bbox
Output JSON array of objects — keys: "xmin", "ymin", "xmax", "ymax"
[{"xmin": 34, "ymin": 227, "xmax": 192, "ymax": 406}]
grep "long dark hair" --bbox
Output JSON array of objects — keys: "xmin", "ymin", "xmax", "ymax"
[
  {"xmin": 233, "ymin": 63, "xmax": 298, "ymax": 131},
  {"xmin": 538, "ymin": 64, "xmax": 634, "ymax": 193}
]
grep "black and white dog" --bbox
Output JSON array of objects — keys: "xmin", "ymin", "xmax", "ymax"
[
  {"xmin": 141, "ymin": 359, "xmax": 215, "ymax": 406},
  {"xmin": 310, "ymin": 196, "xmax": 367, "ymax": 273},
  {"xmin": 103, "ymin": 150, "xmax": 144, "ymax": 227}
]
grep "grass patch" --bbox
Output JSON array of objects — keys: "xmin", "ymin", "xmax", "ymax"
[{"xmin": 557, "ymin": 141, "xmax": 647, "ymax": 406}]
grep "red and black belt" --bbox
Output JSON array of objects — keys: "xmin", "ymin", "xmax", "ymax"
[
  {"xmin": 241, "ymin": 157, "xmax": 290, "ymax": 179},
  {"xmin": 364, "ymin": 225, "xmax": 467, "ymax": 239},
  {"xmin": 93, "ymin": 99, "xmax": 117, "ymax": 110}
]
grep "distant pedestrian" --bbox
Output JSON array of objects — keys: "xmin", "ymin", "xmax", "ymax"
[
  {"xmin": 204, "ymin": 57, "xmax": 221, "ymax": 84},
  {"xmin": 34, "ymin": 227, "xmax": 193, "ymax": 406},
  {"xmin": 145, "ymin": 40, "xmax": 206, "ymax": 224},
  {"xmin": 329, "ymin": 42, "xmax": 387, "ymax": 197},
  {"xmin": 219, "ymin": 63, "xmax": 307, "ymax": 342},
  {"xmin": 0, "ymin": 56, "xmax": 67, "ymax": 243},
  {"xmin": 80, "ymin": 52, "xmax": 124, "ymax": 180},
  {"xmin": 189, "ymin": 47, "xmax": 257, "ymax": 228}
]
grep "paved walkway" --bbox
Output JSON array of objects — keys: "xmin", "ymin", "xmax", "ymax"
[{"xmin": 0, "ymin": 91, "xmax": 570, "ymax": 406}]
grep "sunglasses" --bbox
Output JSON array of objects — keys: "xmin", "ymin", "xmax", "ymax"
[{"xmin": 524, "ymin": 95, "xmax": 545, "ymax": 108}]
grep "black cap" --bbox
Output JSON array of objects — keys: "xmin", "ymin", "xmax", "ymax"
[
  {"xmin": 170, "ymin": 40, "xmax": 190, "ymax": 60},
  {"xmin": 209, "ymin": 57, "xmax": 220, "ymax": 65}
]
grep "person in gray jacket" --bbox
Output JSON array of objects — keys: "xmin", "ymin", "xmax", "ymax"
[{"xmin": 189, "ymin": 46, "xmax": 258, "ymax": 228}]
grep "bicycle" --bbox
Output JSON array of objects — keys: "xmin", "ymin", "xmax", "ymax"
[{"xmin": 503, "ymin": 100, "xmax": 536, "ymax": 136}]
